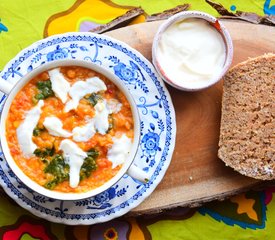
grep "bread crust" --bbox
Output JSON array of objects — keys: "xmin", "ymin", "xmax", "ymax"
[{"xmin": 218, "ymin": 53, "xmax": 275, "ymax": 180}]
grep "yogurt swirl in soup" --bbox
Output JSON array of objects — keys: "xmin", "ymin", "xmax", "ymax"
[{"xmin": 6, "ymin": 66, "xmax": 134, "ymax": 193}]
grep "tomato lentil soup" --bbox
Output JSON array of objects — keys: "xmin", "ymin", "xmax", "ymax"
[{"xmin": 6, "ymin": 66, "xmax": 134, "ymax": 193}]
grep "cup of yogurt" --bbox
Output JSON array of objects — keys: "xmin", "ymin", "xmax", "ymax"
[{"xmin": 152, "ymin": 11, "xmax": 233, "ymax": 91}]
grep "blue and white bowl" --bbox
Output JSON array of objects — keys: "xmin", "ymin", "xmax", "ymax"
[{"xmin": 0, "ymin": 59, "xmax": 145, "ymax": 201}]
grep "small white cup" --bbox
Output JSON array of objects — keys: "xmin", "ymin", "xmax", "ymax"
[{"xmin": 152, "ymin": 11, "xmax": 233, "ymax": 91}]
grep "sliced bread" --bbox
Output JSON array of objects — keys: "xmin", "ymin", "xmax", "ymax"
[{"xmin": 218, "ymin": 53, "xmax": 275, "ymax": 180}]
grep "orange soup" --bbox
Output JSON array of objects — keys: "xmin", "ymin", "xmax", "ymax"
[{"xmin": 6, "ymin": 66, "xmax": 134, "ymax": 193}]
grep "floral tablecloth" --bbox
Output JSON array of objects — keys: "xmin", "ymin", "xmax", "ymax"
[{"xmin": 0, "ymin": 1, "xmax": 274, "ymax": 239}]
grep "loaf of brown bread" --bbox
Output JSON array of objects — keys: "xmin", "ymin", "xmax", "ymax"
[{"xmin": 218, "ymin": 53, "xmax": 275, "ymax": 180}]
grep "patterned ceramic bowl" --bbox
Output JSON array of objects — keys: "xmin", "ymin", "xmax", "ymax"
[
  {"xmin": 0, "ymin": 59, "xmax": 148, "ymax": 200},
  {"xmin": 152, "ymin": 11, "xmax": 233, "ymax": 91}
]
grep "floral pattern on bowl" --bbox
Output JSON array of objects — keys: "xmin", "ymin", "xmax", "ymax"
[{"xmin": 0, "ymin": 32, "xmax": 176, "ymax": 225}]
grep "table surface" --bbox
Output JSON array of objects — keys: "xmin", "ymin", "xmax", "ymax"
[
  {"xmin": 0, "ymin": 1, "xmax": 274, "ymax": 239},
  {"xmin": 106, "ymin": 19, "xmax": 275, "ymax": 215}
]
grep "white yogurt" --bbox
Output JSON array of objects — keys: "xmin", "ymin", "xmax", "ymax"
[
  {"xmin": 64, "ymin": 77, "xmax": 107, "ymax": 112},
  {"xmin": 107, "ymin": 99, "xmax": 122, "ymax": 114},
  {"xmin": 69, "ymin": 98, "xmax": 123, "ymax": 142},
  {"xmin": 59, "ymin": 139, "xmax": 87, "ymax": 188},
  {"xmin": 72, "ymin": 118, "xmax": 96, "ymax": 142},
  {"xmin": 43, "ymin": 116, "xmax": 72, "ymax": 138},
  {"xmin": 94, "ymin": 100, "xmax": 110, "ymax": 135},
  {"xmin": 157, "ymin": 18, "xmax": 226, "ymax": 88},
  {"xmin": 16, "ymin": 100, "xmax": 44, "ymax": 157},
  {"xmin": 107, "ymin": 134, "xmax": 132, "ymax": 169},
  {"xmin": 48, "ymin": 68, "xmax": 70, "ymax": 104}
]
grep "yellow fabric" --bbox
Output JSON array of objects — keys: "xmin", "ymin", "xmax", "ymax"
[{"xmin": 0, "ymin": 0, "xmax": 271, "ymax": 69}]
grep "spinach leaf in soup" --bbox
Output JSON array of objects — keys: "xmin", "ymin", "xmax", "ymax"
[
  {"xmin": 35, "ymin": 80, "xmax": 54, "ymax": 100},
  {"xmin": 80, "ymin": 148, "xmax": 99, "ymax": 180},
  {"xmin": 33, "ymin": 126, "xmax": 45, "ymax": 136},
  {"xmin": 44, "ymin": 154, "xmax": 69, "ymax": 190},
  {"xmin": 34, "ymin": 147, "xmax": 55, "ymax": 158},
  {"xmin": 84, "ymin": 93, "xmax": 102, "ymax": 106},
  {"xmin": 107, "ymin": 114, "xmax": 114, "ymax": 133},
  {"xmin": 43, "ymin": 149, "xmax": 98, "ymax": 189}
]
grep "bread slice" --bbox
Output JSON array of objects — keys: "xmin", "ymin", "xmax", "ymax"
[{"xmin": 218, "ymin": 53, "xmax": 275, "ymax": 180}]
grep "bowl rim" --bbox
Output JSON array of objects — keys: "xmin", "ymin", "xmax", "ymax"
[
  {"xmin": 0, "ymin": 59, "xmax": 141, "ymax": 200},
  {"xmin": 152, "ymin": 10, "xmax": 234, "ymax": 91}
]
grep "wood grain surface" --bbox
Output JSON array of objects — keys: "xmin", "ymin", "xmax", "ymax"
[{"xmin": 105, "ymin": 20, "xmax": 275, "ymax": 215}]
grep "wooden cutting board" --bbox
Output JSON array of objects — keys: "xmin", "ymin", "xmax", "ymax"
[{"xmin": 105, "ymin": 20, "xmax": 275, "ymax": 215}]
